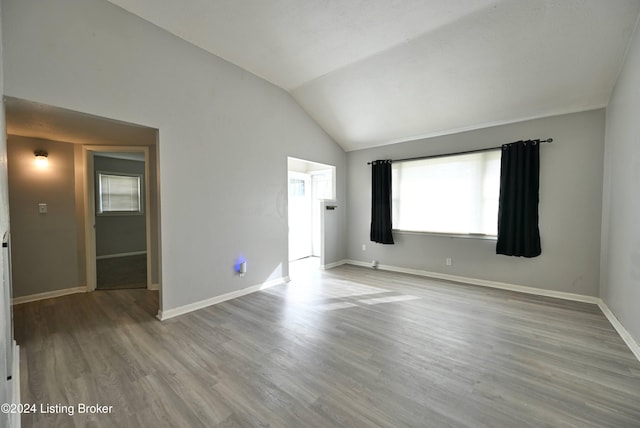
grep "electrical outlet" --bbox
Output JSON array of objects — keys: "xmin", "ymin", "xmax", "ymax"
[
  {"xmin": 38, "ymin": 203, "xmax": 48, "ymax": 214},
  {"xmin": 362, "ymin": 244, "xmax": 366, "ymax": 251},
  {"xmin": 446, "ymin": 257, "xmax": 452, "ymax": 266}
]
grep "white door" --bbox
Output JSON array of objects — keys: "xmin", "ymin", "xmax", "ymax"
[{"xmin": 288, "ymin": 172, "xmax": 312, "ymax": 261}]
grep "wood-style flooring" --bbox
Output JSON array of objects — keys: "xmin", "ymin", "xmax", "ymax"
[
  {"xmin": 14, "ymin": 264, "xmax": 640, "ymax": 427},
  {"xmin": 96, "ymin": 254, "xmax": 147, "ymax": 290}
]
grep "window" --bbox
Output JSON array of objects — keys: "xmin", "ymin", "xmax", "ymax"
[
  {"xmin": 288, "ymin": 177, "xmax": 306, "ymax": 197},
  {"xmin": 310, "ymin": 169, "xmax": 334, "ymax": 200},
  {"xmin": 97, "ymin": 172, "xmax": 143, "ymax": 214},
  {"xmin": 392, "ymin": 150, "xmax": 500, "ymax": 236}
]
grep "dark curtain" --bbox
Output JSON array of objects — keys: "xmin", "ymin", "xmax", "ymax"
[
  {"xmin": 496, "ymin": 140, "xmax": 541, "ymax": 257},
  {"xmin": 370, "ymin": 160, "xmax": 394, "ymax": 244}
]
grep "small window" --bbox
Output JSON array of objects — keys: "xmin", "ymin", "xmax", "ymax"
[
  {"xmin": 288, "ymin": 178, "xmax": 306, "ymax": 197},
  {"xmin": 392, "ymin": 150, "xmax": 500, "ymax": 236},
  {"xmin": 97, "ymin": 172, "xmax": 143, "ymax": 214}
]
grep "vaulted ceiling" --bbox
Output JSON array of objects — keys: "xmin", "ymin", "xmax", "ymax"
[{"xmin": 105, "ymin": 0, "xmax": 640, "ymax": 151}]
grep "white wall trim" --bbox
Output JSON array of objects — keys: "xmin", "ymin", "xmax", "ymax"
[
  {"xmin": 320, "ymin": 259, "xmax": 348, "ymax": 270},
  {"xmin": 148, "ymin": 283, "xmax": 160, "ymax": 291},
  {"xmin": 597, "ymin": 300, "xmax": 640, "ymax": 362},
  {"xmin": 96, "ymin": 251, "xmax": 147, "ymax": 260},
  {"xmin": 12, "ymin": 286, "xmax": 87, "ymax": 305},
  {"xmin": 344, "ymin": 260, "xmax": 599, "ymax": 303},
  {"xmin": 157, "ymin": 276, "xmax": 290, "ymax": 321}
]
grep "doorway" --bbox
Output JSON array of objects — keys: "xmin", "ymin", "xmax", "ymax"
[
  {"xmin": 5, "ymin": 97, "xmax": 161, "ymax": 316},
  {"xmin": 93, "ymin": 151, "xmax": 148, "ymax": 289},
  {"xmin": 288, "ymin": 171, "xmax": 312, "ymax": 261},
  {"xmin": 287, "ymin": 157, "xmax": 335, "ymax": 273},
  {"xmin": 84, "ymin": 146, "xmax": 153, "ymax": 292}
]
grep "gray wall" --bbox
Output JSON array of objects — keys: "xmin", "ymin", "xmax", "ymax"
[
  {"xmin": 348, "ymin": 110, "xmax": 605, "ymax": 296},
  {"xmin": 7, "ymin": 136, "xmax": 80, "ymax": 297},
  {"xmin": 94, "ymin": 155, "xmax": 146, "ymax": 257},
  {"xmin": 601, "ymin": 23, "xmax": 640, "ymax": 343},
  {"xmin": 321, "ymin": 200, "xmax": 341, "ymax": 267},
  {"xmin": 1, "ymin": 0, "xmax": 347, "ymax": 313}
]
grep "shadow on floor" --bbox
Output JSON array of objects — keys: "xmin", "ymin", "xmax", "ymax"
[{"xmin": 97, "ymin": 254, "xmax": 147, "ymax": 290}]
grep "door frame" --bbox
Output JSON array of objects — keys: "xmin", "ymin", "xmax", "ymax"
[
  {"xmin": 83, "ymin": 145, "xmax": 152, "ymax": 291},
  {"xmin": 286, "ymin": 157, "xmax": 336, "ymax": 271}
]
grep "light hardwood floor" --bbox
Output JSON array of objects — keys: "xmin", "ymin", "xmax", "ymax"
[{"xmin": 14, "ymin": 265, "xmax": 640, "ymax": 427}]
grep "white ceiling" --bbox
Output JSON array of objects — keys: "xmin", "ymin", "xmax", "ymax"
[
  {"xmin": 5, "ymin": 97, "xmax": 157, "ymax": 147},
  {"xmin": 96, "ymin": 1, "xmax": 640, "ymax": 150}
]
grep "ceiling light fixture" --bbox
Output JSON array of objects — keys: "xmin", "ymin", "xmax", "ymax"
[{"xmin": 34, "ymin": 150, "xmax": 49, "ymax": 168}]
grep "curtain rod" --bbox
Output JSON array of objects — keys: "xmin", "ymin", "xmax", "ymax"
[{"xmin": 367, "ymin": 138, "xmax": 553, "ymax": 165}]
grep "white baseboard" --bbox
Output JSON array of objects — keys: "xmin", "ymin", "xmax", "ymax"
[
  {"xmin": 344, "ymin": 259, "xmax": 640, "ymax": 362},
  {"xmin": 12, "ymin": 286, "xmax": 87, "ymax": 305},
  {"xmin": 96, "ymin": 251, "xmax": 147, "ymax": 260},
  {"xmin": 597, "ymin": 300, "xmax": 640, "ymax": 362},
  {"xmin": 157, "ymin": 276, "xmax": 290, "ymax": 321},
  {"xmin": 344, "ymin": 260, "xmax": 599, "ymax": 304},
  {"xmin": 320, "ymin": 259, "xmax": 349, "ymax": 270},
  {"xmin": 148, "ymin": 283, "xmax": 160, "ymax": 291}
]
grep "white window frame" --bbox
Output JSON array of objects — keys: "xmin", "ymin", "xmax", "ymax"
[
  {"xmin": 391, "ymin": 149, "xmax": 501, "ymax": 238},
  {"xmin": 96, "ymin": 170, "xmax": 144, "ymax": 216}
]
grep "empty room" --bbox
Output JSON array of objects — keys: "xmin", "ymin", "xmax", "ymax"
[{"xmin": 0, "ymin": 0, "xmax": 639, "ymax": 427}]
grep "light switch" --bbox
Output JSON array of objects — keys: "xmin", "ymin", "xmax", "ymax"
[{"xmin": 38, "ymin": 203, "xmax": 48, "ymax": 214}]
